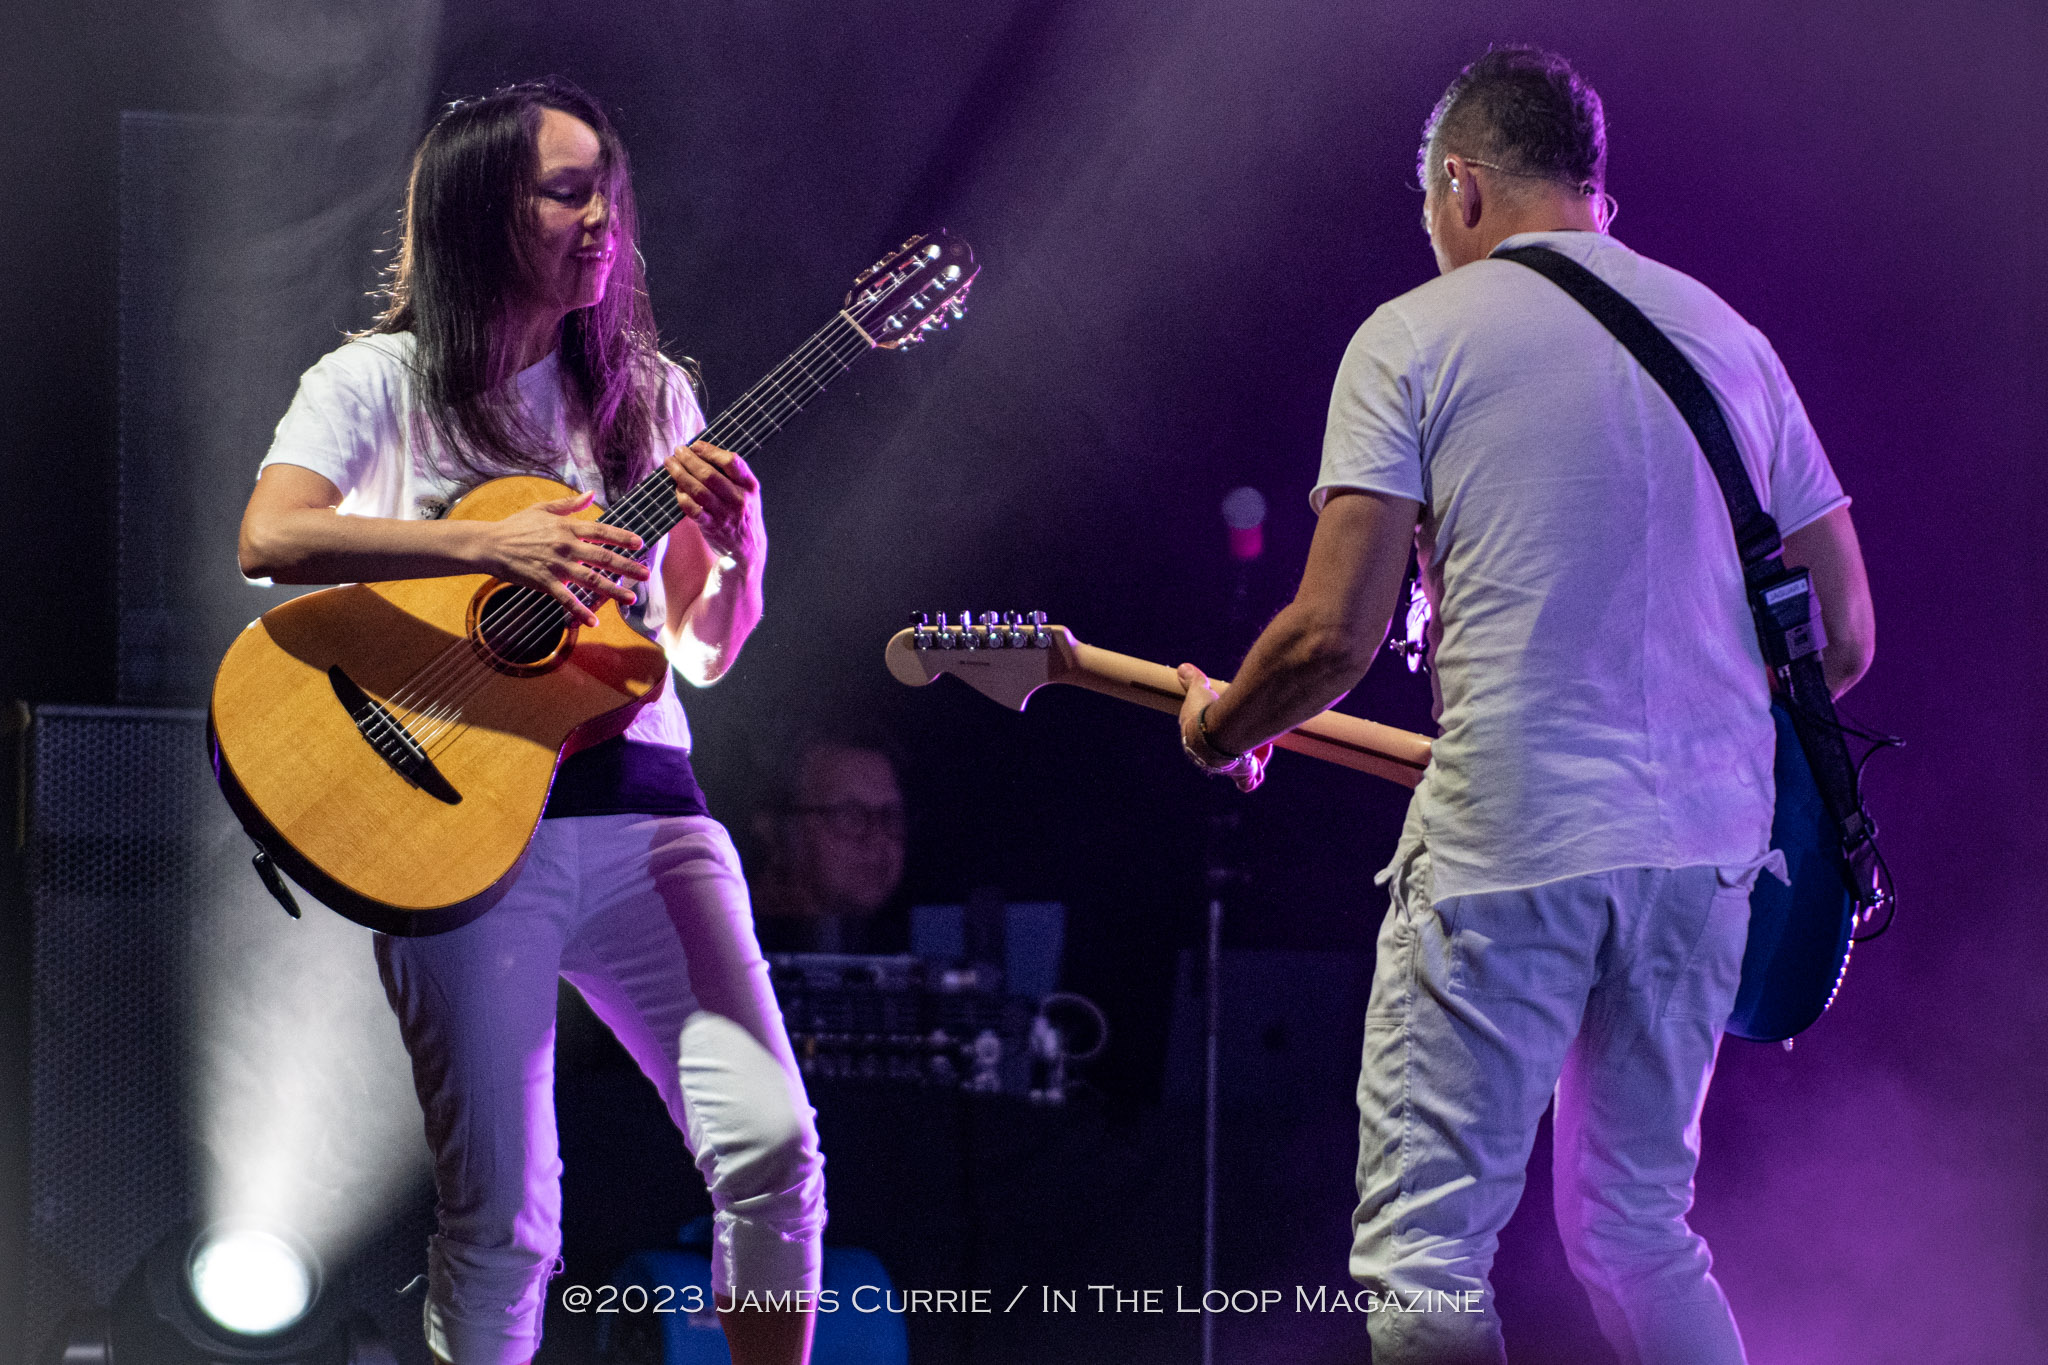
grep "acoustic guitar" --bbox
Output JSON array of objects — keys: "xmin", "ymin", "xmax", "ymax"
[
  {"xmin": 210, "ymin": 232, "xmax": 978, "ymax": 935},
  {"xmin": 886, "ymin": 613, "xmax": 1855, "ymax": 1043}
]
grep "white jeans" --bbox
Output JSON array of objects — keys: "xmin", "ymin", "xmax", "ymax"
[
  {"xmin": 1352, "ymin": 839, "xmax": 1753, "ymax": 1365},
  {"xmin": 375, "ymin": 814, "xmax": 826, "ymax": 1365}
]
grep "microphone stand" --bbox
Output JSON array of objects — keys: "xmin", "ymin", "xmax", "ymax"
[{"xmin": 1200, "ymin": 489, "xmax": 1266, "ymax": 1365}]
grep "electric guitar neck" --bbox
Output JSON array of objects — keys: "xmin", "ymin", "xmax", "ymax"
[{"xmin": 885, "ymin": 614, "xmax": 1431, "ymax": 787}]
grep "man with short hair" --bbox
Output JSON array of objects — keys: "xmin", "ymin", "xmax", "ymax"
[{"xmin": 1175, "ymin": 47, "xmax": 1872, "ymax": 1365}]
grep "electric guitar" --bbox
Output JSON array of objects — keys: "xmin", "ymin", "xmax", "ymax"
[
  {"xmin": 209, "ymin": 232, "xmax": 979, "ymax": 936},
  {"xmin": 887, "ymin": 613, "xmax": 1855, "ymax": 1044}
]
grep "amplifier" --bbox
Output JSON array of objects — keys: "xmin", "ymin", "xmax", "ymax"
[{"xmin": 768, "ymin": 954, "xmax": 1101, "ymax": 1102}]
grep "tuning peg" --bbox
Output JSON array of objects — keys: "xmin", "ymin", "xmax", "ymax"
[{"xmin": 949, "ymin": 302, "xmax": 966, "ymax": 320}]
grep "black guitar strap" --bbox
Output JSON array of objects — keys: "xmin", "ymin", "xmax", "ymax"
[{"xmin": 1494, "ymin": 243, "xmax": 1878, "ymax": 902}]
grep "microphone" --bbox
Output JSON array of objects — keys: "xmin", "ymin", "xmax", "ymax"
[{"xmin": 1220, "ymin": 486, "xmax": 1267, "ymax": 562}]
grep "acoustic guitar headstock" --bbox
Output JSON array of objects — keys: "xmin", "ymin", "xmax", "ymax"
[
  {"xmin": 884, "ymin": 611, "xmax": 1079, "ymax": 710},
  {"xmin": 846, "ymin": 231, "xmax": 979, "ymax": 350}
]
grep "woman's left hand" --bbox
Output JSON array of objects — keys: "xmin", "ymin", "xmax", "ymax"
[{"xmin": 663, "ymin": 440, "xmax": 765, "ymax": 567}]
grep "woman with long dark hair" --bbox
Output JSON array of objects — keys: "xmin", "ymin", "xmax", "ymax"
[{"xmin": 238, "ymin": 79, "xmax": 822, "ymax": 1365}]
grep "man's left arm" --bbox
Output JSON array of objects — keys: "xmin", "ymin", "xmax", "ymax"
[
  {"xmin": 1178, "ymin": 489, "xmax": 1421, "ymax": 789},
  {"xmin": 658, "ymin": 441, "xmax": 767, "ymax": 686}
]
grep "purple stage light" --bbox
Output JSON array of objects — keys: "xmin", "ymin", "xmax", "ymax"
[{"xmin": 1221, "ymin": 486, "xmax": 1267, "ymax": 562}]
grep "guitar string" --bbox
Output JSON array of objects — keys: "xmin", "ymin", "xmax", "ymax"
[
  {"xmin": 374, "ymin": 276, "xmax": 909, "ymax": 743},
  {"xmin": 374, "ymin": 269, "xmax": 928, "ymax": 760},
  {"xmin": 411, "ymin": 319, "xmax": 875, "ymax": 754},
  {"xmin": 385, "ymin": 310, "xmax": 861, "ymax": 730},
  {"xmin": 392, "ymin": 313, "xmax": 872, "ymax": 755},
  {"xmin": 340, "ymin": 267, "xmax": 936, "ymax": 776},
  {"xmin": 395, "ymin": 246, "xmax": 964, "ymax": 746}
]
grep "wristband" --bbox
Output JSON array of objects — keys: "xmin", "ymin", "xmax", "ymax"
[
  {"xmin": 1198, "ymin": 704, "xmax": 1242, "ymax": 761},
  {"xmin": 1183, "ymin": 703, "xmax": 1249, "ymax": 775}
]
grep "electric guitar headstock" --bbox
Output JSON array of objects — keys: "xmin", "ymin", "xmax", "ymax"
[
  {"xmin": 846, "ymin": 231, "xmax": 979, "ymax": 349},
  {"xmin": 884, "ymin": 611, "xmax": 1080, "ymax": 710}
]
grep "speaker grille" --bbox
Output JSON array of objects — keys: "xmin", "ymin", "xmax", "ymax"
[{"xmin": 24, "ymin": 706, "xmax": 208, "ymax": 1356}]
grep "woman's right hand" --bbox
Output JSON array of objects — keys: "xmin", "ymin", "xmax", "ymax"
[{"xmin": 477, "ymin": 492, "xmax": 648, "ymax": 626}]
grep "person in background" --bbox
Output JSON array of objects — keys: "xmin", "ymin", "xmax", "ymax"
[{"xmin": 750, "ymin": 737, "xmax": 909, "ymax": 955}]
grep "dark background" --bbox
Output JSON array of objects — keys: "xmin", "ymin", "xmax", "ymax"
[{"xmin": 5, "ymin": 1, "xmax": 2045, "ymax": 1362}]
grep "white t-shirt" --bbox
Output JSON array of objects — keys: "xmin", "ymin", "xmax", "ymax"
[
  {"xmin": 1314, "ymin": 231, "xmax": 1847, "ymax": 900},
  {"xmin": 258, "ymin": 331, "xmax": 706, "ymax": 750}
]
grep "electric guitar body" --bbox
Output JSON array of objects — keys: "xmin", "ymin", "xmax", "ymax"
[{"xmin": 210, "ymin": 231, "xmax": 980, "ymax": 936}]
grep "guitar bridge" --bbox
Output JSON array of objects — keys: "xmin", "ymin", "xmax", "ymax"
[{"xmin": 328, "ymin": 665, "xmax": 462, "ymax": 805}]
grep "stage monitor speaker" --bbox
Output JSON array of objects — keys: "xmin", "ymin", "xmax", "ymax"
[
  {"xmin": 18, "ymin": 704, "xmax": 207, "ymax": 1360},
  {"xmin": 10, "ymin": 704, "xmax": 436, "ymax": 1365}
]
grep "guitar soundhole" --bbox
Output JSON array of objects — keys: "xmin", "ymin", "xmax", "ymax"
[{"xmin": 468, "ymin": 582, "xmax": 576, "ymax": 676}]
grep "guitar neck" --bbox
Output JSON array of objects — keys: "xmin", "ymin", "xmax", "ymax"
[
  {"xmin": 1060, "ymin": 642, "xmax": 1431, "ymax": 788},
  {"xmin": 600, "ymin": 311, "xmax": 873, "ymax": 546}
]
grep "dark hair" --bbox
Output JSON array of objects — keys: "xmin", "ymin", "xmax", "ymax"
[
  {"xmin": 1419, "ymin": 47, "xmax": 1606, "ymax": 199},
  {"xmin": 371, "ymin": 77, "xmax": 672, "ymax": 501}
]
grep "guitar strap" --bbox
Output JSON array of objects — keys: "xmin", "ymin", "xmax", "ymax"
[{"xmin": 1494, "ymin": 243, "xmax": 1879, "ymax": 906}]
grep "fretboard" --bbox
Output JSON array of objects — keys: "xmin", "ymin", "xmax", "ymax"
[{"xmin": 601, "ymin": 310, "xmax": 873, "ymax": 547}]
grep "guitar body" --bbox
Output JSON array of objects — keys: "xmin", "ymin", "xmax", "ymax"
[
  {"xmin": 209, "ymin": 476, "xmax": 669, "ymax": 936},
  {"xmin": 1725, "ymin": 702, "xmax": 1857, "ymax": 1042}
]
